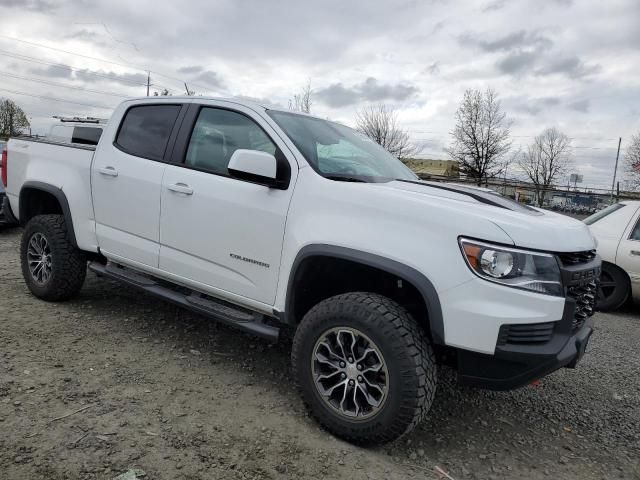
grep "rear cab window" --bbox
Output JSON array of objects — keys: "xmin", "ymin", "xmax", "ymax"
[
  {"xmin": 115, "ymin": 105, "xmax": 182, "ymax": 160},
  {"xmin": 72, "ymin": 126, "xmax": 102, "ymax": 146}
]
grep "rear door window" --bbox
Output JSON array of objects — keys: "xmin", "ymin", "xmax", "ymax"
[{"xmin": 115, "ymin": 105, "xmax": 181, "ymax": 160}]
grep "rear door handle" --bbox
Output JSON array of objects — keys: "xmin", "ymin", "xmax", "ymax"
[
  {"xmin": 631, "ymin": 250, "xmax": 640, "ymax": 256},
  {"xmin": 98, "ymin": 166, "xmax": 118, "ymax": 177},
  {"xmin": 167, "ymin": 183, "xmax": 193, "ymax": 195}
]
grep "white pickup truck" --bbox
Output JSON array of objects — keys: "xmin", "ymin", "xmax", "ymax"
[{"xmin": 2, "ymin": 97, "xmax": 600, "ymax": 444}]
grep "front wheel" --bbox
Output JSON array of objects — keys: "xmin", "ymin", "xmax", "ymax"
[
  {"xmin": 291, "ymin": 292, "xmax": 436, "ymax": 445},
  {"xmin": 21, "ymin": 214, "xmax": 87, "ymax": 301},
  {"xmin": 597, "ymin": 263, "xmax": 630, "ymax": 311}
]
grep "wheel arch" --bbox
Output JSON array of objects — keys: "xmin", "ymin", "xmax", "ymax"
[
  {"xmin": 19, "ymin": 181, "xmax": 77, "ymax": 248},
  {"xmin": 284, "ymin": 244, "xmax": 444, "ymax": 345}
]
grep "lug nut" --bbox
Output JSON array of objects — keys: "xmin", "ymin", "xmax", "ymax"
[
  {"xmin": 340, "ymin": 361, "xmax": 346, "ymax": 368},
  {"xmin": 348, "ymin": 379, "xmax": 355, "ymax": 386},
  {"xmin": 348, "ymin": 357, "xmax": 354, "ymax": 363},
  {"xmin": 357, "ymin": 375, "xmax": 363, "ymax": 383},
  {"xmin": 356, "ymin": 364, "xmax": 362, "ymax": 371},
  {"xmin": 341, "ymin": 372, "xmax": 347, "ymax": 379}
]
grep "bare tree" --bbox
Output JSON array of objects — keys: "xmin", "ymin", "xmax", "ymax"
[
  {"xmin": 446, "ymin": 88, "xmax": 512, "ymax": 185},
  {"xmin": 519, "ymin": 127, "xmax": 572, "ymax": 207},
  {"xmin": 289, "ymin": 81, "xmax": 312, "ymax": 114},
  {"xmin": 624, "ymin": 133, "xmax": 640, "ymax": 190},
  {"xmin": 355, "ymin": 104, "xmax": 417, "ymax": 159},
  {"xmin": 0, "ymin": 99, "xmax": 30, "ymax": 139}
]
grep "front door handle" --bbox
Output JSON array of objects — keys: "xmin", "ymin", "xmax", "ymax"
[
  {"xmin": 630, "ymin": 250, "xmax": 640, "ymax": 256},
  {"xmin": 98, "ymin": 166, "xmax": 118, "ymax": 177},
  {"xmin": 167, "ymin": 183, "xmax": 193, "ymax": 195}
]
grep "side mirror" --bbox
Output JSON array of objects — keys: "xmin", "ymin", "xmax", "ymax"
[{"xmin": 228, "ymin": 149, "xmax": 279, "ymax": 187}]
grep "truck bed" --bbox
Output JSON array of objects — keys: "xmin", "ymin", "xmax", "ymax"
[{"xmin": 6, "ymin": 136, "xmax": 99, "ymax": 251}]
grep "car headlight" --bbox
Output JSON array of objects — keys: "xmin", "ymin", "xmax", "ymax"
[{"xmin": 459, "ymin": 238, "xmax": 563, "ymax": 296}]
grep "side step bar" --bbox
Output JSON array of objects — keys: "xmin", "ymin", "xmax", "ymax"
[{"xmin": 88, "ymin": 262, "xmax": 280, "ymax": 342}]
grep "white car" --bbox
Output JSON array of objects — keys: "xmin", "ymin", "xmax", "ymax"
[
  {"xmin": 3, "ymin": 96, "xmax": 600, "ymax": 444},
  {"xmin": 585, "ymin": 201, "xmax": 640, "ymax": 310}
]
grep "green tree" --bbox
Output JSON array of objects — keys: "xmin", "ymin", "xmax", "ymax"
[{"xmin": 0, "ymin": 99, "xmax": 30, "ymax": 139}]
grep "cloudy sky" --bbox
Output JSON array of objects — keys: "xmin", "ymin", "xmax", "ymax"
[{"xmin": 1, "ymin": 0, "xmax": 639, "ymax": 188}]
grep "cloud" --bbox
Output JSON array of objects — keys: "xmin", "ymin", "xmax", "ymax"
[
  {"xmin": 316, "ymin": 77, "xmax": 418, "ymax": 107},
  {"xmin": 512, "ymin": 96, "xmax": 561, "ymax": 115},
  {"xmin": 568, "ymin": 99, "xmax": 590, "ymax": 112},
  {"xmin": 193, "ymin": 70, "xmax": 225, "ymax": 89},
  {"xmin": 177, "ymin": 66, "xmax": 203, "ymax": 75},
  {"xmin": 461, "ymin": 30, "xmax": 553, "ymax": 53},
  {"xmin": 74, "ymin": 69, "xmax": 148, "ymax": 86},
  {"xmin": 30, "ymin": 65, "xmax": 73, "ymax": 79},
  {"xmin": 535, "ymin": 56, "xmax": 601, "ymax": 79},
  {"xmin": 482, "ymin": 0, "xmax": 507, "ymax": 12},
  {"xmin": 497, "ymin": 50, "xmax": 540, "ymax": 74},
  {"xmin": 0, "ymin": 0, "xmax": 56, "ymax": 11}
]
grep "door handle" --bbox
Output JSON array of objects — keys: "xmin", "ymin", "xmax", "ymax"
[
  {"xmin": 167, "ymin": 183, "xmax": 193, "ymax": 195},
  {"xmin": 98, "ymin": 166, "xmax": 118, "ymax": 177},
  {"xmin": 631, "ymin": 250, "xmax": 640, "ymax": 256}
]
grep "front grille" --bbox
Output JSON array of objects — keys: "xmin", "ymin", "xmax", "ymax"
[
  {"xmin": 497, "ymin": 322, "xmax": 555, "ymax": 345},
  {"xmin": 557, "ymin": 250, "xmax": 596, "ymax": 266},
  {"xmin": 567, "ymin": 279, "xmax": 597, "ymax": 331}
]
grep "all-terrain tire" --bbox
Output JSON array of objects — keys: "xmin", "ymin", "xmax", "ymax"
[
  {"xmin": 291, "ymin": 292, "xmax": 437, "ymax": 445},
  {"xmin": 21, "ymin": 214, "xmax": 87, "ymax": 301}
]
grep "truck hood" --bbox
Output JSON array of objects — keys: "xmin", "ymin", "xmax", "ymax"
[{"xmin": 381, "ymin": 179, "xmax": 596, "ymax": 252}]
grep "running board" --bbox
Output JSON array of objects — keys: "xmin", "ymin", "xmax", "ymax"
[{"xmin": 88, "ymin": 262, "xmax": 279, "ymax": 342}]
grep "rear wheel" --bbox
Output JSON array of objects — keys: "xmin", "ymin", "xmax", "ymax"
[
  {"xmin": 291, "ymin": 292, "xmax": 436, "ymax": 445},
  {"xmin": 21, "ymin": 214, "xmax": 87, "ymax": 301},
  {"xmin": 596, "ymin": 263, "xmax": 630, "ymax": 311}
]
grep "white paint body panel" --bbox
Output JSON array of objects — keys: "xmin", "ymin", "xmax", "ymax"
[
  {"xmin": 7, "ymin": 96, "xmax": 598, "ymax": 355},
  {"xmin": 588, "ymin": 201, "xmax": 640, "ymax": 300}
]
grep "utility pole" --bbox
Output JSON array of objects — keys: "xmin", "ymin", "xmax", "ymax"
[
  {"xmin": 610, "ymin": 137, "xmax": 622, "ymax": 203},
  {"xmin": 146, "ymin": 71, "xmax": 151, "ymax": 97}
]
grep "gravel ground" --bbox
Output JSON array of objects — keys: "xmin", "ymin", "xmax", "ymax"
[{"xmin": 0, "ymin": 227, "xmax": 639, "ymax": 480}]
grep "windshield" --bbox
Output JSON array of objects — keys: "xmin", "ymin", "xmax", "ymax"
[
  {"xmin": 267, "ymin": 110, "xmax": 417, "ymax": 182},
  {"xmin": 583, "ymin": 203, "xmax": 626, "ymax": 225}
]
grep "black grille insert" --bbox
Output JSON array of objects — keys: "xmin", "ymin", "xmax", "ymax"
[
  {"xmin": 497, "ymin": 322, "xmax": 555, "ymax": 345},
  {"xmin": 557, "ymin": 250, "xmax": 596, "ymax": 266},
  {"xmin": 567, "ymin": 279, "xmax": 597, "ymax": 331}
]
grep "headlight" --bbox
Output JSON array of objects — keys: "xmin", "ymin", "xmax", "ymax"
[{"xmin": 459, "ymin": 238, "xmax": 563, "ymax": 296}]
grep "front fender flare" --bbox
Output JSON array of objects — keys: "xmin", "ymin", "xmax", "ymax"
[{"xmin": 284, "ymin": 244, "xmax": 445, "ymax": 345}]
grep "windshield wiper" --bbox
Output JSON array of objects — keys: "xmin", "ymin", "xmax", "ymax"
[{"xmin": 324, "ymin": 175, "xmax": 368, "ymax": 183}]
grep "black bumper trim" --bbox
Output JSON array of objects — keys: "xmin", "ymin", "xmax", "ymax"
[
  {"xmin": 0, "ymin": 193, "xmax": 18, "ymax": 226},
  {"xmin": 457, "ymin": 256, "xmax": 600, "ymax": 391}
]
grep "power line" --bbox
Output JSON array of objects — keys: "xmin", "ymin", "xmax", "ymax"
[
  {"xmin": 0, "ymin": 35, "xmax": 212, "ymax": 94},
  {"xmin": 0, "ymin": 87, "xmax": 113, "ymax": 109},
  {"xmin": 0, "ymin": 71, "xmax": 130, "ymax": 98},
  {"xmin": 0, "ymin": 50, "xmax": 147, "ymax": 86}
]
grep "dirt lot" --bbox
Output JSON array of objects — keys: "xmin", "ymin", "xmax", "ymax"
[{"xmin": 1, "ymin": 227, "xmax": 639, "ymax": 480}]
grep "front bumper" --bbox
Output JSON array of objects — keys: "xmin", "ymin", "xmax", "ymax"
[{"xmin": 456, "ymin": 255, "xmax": 600, "ymax": 390}]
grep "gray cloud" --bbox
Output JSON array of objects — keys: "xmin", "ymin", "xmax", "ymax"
[
  {"xmin": 193, "ymin": 70, "xmax": 225, "ymax": 89},
  {"xmin": 568, "ymin": 99, "xmax": 590, "ymax": 112},
  {"xmin": 74, "ymin": 69, "xmax": 148, "ymax": 86},
  {"xmin": 177, "ymin": 66, "xmax": 203, "ymax": 74},
  {"xmin": 536, "ymin": 56, "xmax": 601, "ymax": 79},
  {"xmin": 316, "ymin": 77, "xmax": 418, "ymax": 107},
  {"xmin": 512, "ymin": 96, "xmax": 561, "ymax": 115},
  {"xmin": 461, "ymin": 30, "xmax": 553, "ymax": 53},
  {"xmin": 0, "ymin": 0, "xmax": 56, "ymax": 11},
  {"xmin": 30, "ymin": 65, "xmax": 73, "ymax": 79},
  {"xmin": 482, "ymin": 0, "xmax": 507, "ymax": 12},
  {"xmin": 497, "ymin": 50, "xmax": 540, "ymax": 74}
]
